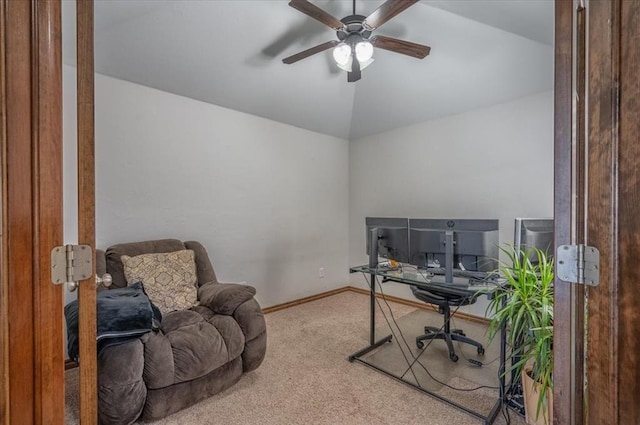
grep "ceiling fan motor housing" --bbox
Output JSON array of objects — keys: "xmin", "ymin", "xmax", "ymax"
[{"xmin": 337, "ymin": 15, "xmax": 372, "ymax": 42}]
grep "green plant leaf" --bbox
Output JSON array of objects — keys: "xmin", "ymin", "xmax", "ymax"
[{"xmin": 487, "ymin": 244, "xmax": 554, "ymax": 418}]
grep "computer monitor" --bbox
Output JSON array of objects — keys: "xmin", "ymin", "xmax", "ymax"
[
  {"xmin": 365, "ymin": 217, "xmax": 409, "ymax": 264},
  {"xmin": 514, "ymin": 218, "xmax": 554, "ymax": 262},
  {"xmin": 408, "ymin": 219, "xmax": 499, "ymax": 272}
]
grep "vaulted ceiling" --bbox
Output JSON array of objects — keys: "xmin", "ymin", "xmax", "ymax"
[{"xmin": 62, "ymin": 0, "xmax": 554, "ymax": 140}]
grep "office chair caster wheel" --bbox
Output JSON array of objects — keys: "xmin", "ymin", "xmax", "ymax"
[
  {"xmin": 416, "ymin": 340, "xmax": 425, "ymax": 350},
  {"xmin": 449, "ymin": 353, "xmax": 459, "ymax": 362},
  {"xmin": 477, "ymin": 347, "xmax": 485, "ymax": 356}
]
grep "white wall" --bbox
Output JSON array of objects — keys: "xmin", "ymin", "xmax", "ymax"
[
  {"xmin": 64, "ymin": 64, "xmax": 553, "ymax": 317},
  {"xmin": 63, "ymin": 66, "xmax": 350, "ymax": 308},
  {"xmin": 348, "ymin": 91, "xmax": 554, "ymax": 316}
]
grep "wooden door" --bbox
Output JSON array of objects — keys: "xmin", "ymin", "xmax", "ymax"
[
  {"xmin": 584, "ymin": 0, "xmax": 640, "ymax": 423},
  {"xmin": 0, "ymin": 0, "xmax": 98, "ymax": 423},
  {"xmin": 554, "ymin": 0, "xmax": 640, "ymax": 424},
  {"xmin": 0, "ymin": 1, "xmax": 65, "ymax": 423},
  {"xmin": 3, "ymin": 0, "xmax": 636, "ymax": 424}
]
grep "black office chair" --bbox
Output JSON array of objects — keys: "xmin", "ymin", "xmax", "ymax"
[{"xmin": 411, "ymin": 285, "xmax": 485, "ymax": 362}]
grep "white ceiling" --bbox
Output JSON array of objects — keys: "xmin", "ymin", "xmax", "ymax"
[{"xmin": 62, "ymin": 0, "xmax": 554, "ymax": 140}]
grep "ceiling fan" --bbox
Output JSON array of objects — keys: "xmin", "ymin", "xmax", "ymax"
[{"xmin": 282, "ymin": 0, "xmax": 431, "ymax": 82}]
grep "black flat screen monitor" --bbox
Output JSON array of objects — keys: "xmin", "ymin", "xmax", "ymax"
[
  {"xmin": 408, "ymin": 219, "xmax": 499, "ymax": 272},
  {"xmin": 514, "ymin": 218, "xmax": 554, "ymax": 262},
  {"xmin": 365, "ymin": 217, "xmax": 409, "ymax": 263}
]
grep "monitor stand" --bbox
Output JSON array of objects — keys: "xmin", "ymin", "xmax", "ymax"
[{"xmin": 444, "ymin": 230, "xmax": 454, "ymax": 284}]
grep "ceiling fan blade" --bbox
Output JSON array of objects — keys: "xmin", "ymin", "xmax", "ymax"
[
  {"xmin": 288, "ymin": 0, "xmax": 346, "ymax": 31},
  {"xmin": 282, "ymin": 40, "xmax": 339, "ymax": 64},
  {"xmin": 347, "ymin": 57, "xmax": 361, "ymax": 83},
  {"xmin": 370, "ymin": 35, "xmax": 431, "ymax": 59},
  {"xmin": 363, "ymin": 0, "xmax": 419, "ymax": 31}
]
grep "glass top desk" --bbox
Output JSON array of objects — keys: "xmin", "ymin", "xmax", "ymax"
[
  {"xmin": 348, "ymin": 264, "xmax": 506, "ymax": 425},
  {"xmin": 350, "ymin": 264, "xmax": 501, "ymax": 296}
]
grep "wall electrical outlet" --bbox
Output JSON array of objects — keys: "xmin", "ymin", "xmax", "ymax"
[{"xmin": 319, "ymin": 268, "xmax": 325, "ymax": 278}]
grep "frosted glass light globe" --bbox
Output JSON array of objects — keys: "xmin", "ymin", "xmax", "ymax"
[
  {"xmin": 333, "ymin": 44, "xmax": 352, "ymax": 66},
  {"xmin": 355, "ymin": 41, "xmax": 374, "ymax": 62}
]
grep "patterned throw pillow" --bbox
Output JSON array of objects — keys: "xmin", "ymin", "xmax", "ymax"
[{"xmin": 121, "ymin": 249, "xmax": 198, "ymax": 314}]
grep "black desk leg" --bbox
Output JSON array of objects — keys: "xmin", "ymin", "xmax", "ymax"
[
  {"xmin": 349, "ymin": 272, "xmax": 393, "ymax": 362},
  {"xmin": 370, "ymin": 272, "xmax": 376, "ymax": 345},
  {"xmin": 348, "ymin": 334, "xmax": 392, "ymax": 361}
]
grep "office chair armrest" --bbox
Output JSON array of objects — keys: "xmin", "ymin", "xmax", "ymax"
[{"xmin": 198, "ymin": 282, "xmax": 256, "ymax": 315}]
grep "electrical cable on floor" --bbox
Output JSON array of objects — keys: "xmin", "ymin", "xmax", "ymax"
[
  {"xmin": 449, "ymin": 304, "xmax": 515, "ymax": 425},
  {"xmin": 370, "ymin": 270, "xmax": 480, "ymax": 390},
  {"xmin": 373, "ymin": 276, "xmax": 434, "ymax": 381},
  {"xmin": 373, "ymin": 274, "xmax": 458, "ymax": 376},
  {"xmin": 449, "ymin": 311, "xmax": 518, "ymax": 415},
  {"xmin": 365, "ymin": 273, "xmax": 500, "ymax": 392},
  {"xmin": 370, "ymin": 274, "xmax": 458, "ymax": 383},
  {"xmin": 368, "ymin": 269, "xmax": 446, "ymax": 379},
  {"xmin": 418, "ymin": 269, "xmax": 511, "ymax": 425},
  {"xmin": 376, "ymin": 279, "xmax": 500, "ymax": 392},
  {"xmin": 501, "ymin": 399, "xmax": 512, "ymax": 425},
  {"xmin": 362, "ymin": 273, "xmax": 421, "ymax": 384}
]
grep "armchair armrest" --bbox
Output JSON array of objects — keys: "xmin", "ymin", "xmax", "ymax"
[
  {"xmin": 198, "ymin": 282, "xmax": 256, "ymax": 315},
  {"xmin": 98, "ymin": 339, "xmax": 146, "ymax": 424}
]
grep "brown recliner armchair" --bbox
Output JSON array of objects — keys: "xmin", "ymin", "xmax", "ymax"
[{"xmin": 95, "ymin": 239, "xmax": 267, "ymax": 424}]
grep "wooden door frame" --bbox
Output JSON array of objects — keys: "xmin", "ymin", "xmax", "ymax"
[
  {"xmin": 555, "ymin": 1, "xmax": 640, "ymax": 424},
  {"xmin": 584, "ymin": 0, "xmax": 640, "ymax": 423},
  {"xmin": 1, "ymin": 0, "xmax": 637, "ymax": 424},
  {"xmin": 553, "ymin": 1, "xmax": 577, "ymax": 424},
  {"xmin": 76, "ymin": 0, "xmax": 98, "ymax": 421},
  {"xmin": 0, "ymin": 0, "xmax": 64, "ymax": 424}
]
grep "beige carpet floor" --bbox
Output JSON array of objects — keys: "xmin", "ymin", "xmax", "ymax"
[{"xmin": 65, "ymin": 291, "xmax": 524, "ymax": 424}]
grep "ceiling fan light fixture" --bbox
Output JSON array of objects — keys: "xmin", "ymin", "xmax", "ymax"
[
  {"xmin": 282, "ymin": 0, "xmax": 430, "ymax": 82},
  {"xmin": 333, "ymin": 43, "xmax": 352, "ymax": 67},
  {"xmin": 359, "ymin": 57, "xmax": 374, "ymax": 70},
  {"xmin": 355, "ymin": 41, "xmax": 374, "ymax": 62},
  {"xmin": 336, "ymin": 56, "xmax": 353, "ymax": 72}
]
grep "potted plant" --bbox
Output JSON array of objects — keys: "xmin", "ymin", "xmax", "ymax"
[{"xmin": 487, "ymin": 245, "xmax": 554, "ymax": 425}]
